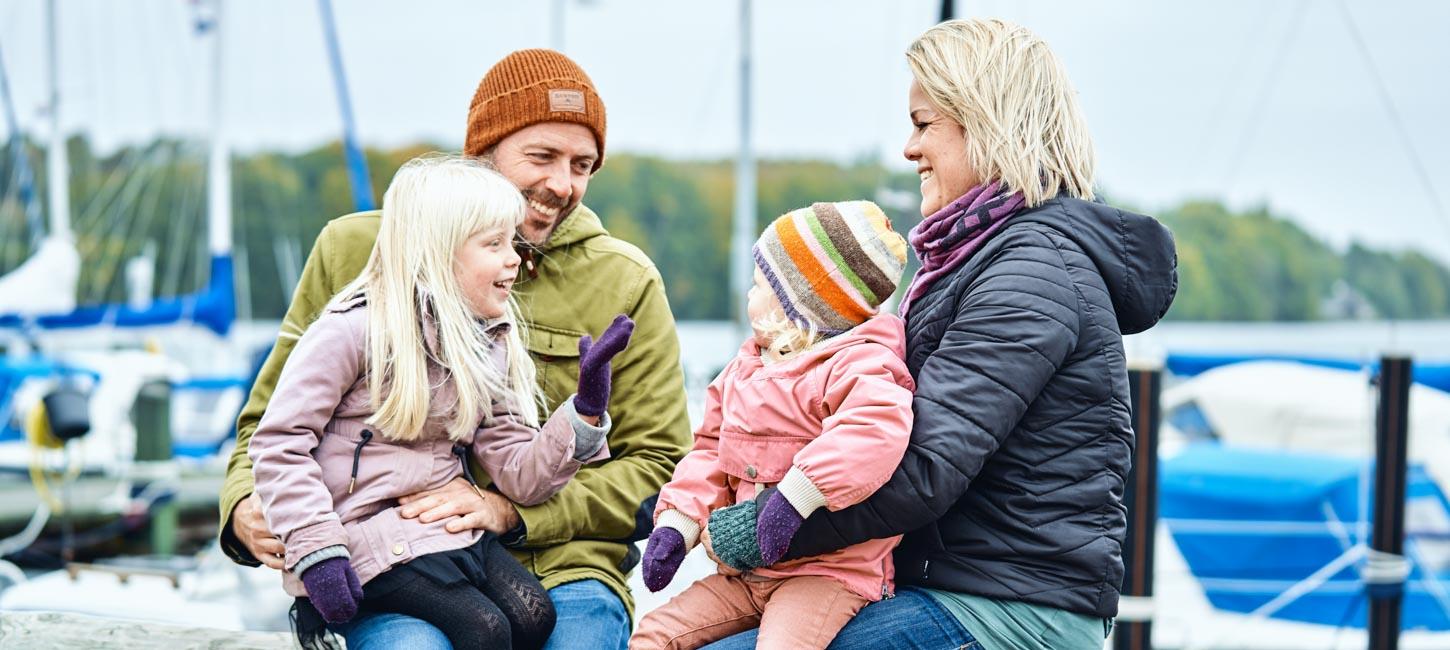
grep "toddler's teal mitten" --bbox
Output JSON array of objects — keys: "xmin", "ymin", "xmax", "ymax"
[{"xmin": 707, "ymin": 499, "xmax": 764, "ymax": 572}]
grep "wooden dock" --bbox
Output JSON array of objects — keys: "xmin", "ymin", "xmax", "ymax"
[{"xmin": 0, "ymin": 611, "xmax": 294, "ymax": 649}]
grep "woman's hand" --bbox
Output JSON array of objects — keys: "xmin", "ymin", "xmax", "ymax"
[
  {"xmin": 706, "ymin": 499, "xmax": 765, "ymax": 572},
  {"xmin": 573, "ymin": 315, "xmax": 635, "ymax": 417},
  {"xmin": 700, "ymin": 527, "xmax": 742, "ymax": 576}
]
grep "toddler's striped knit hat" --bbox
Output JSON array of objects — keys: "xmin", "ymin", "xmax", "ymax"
[{"xmin": 753, "ymin": 201, "xmax": 908, "ymax": 336}]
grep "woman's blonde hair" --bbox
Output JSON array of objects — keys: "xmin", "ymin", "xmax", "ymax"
[
  {"xmin": 329, "ymin": 154, "xmax": 540, "ymax": 442},
  {"xmin": 907, "ymin": 18, "xmax": 1095, "ymax": 207}
]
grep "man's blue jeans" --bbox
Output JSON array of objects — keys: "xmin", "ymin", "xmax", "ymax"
[
  {"xmin": 334, "ymin": 578, "xmax": 629, "ymax": 650},
  {"xmin": 699, "ymin": 587, "xmax": 979, "ymax": 650},
  {"xmin": 541, "ymin": 579, "xmax": 631, "ymax": 650}
]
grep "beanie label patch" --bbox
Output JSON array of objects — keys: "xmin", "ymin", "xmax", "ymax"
[{"xmin": 548, "ymin": 89, "xmax": 586, "ymax": 113}]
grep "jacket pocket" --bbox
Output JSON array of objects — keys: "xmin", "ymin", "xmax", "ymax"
[
  {"xmin": 317, "ymin": 423, "xmax": 397, "ymax": 501},
  {"xmin": 354, "ymin": 507, "xmax": 416, "ymax": 574},
  {"xmin": 524, "ymin": 325, "xmax": 584, "ymax": 408},
  {"xmin": 717, "ymin": 432, "xmax": 808, "ymax": 484}
]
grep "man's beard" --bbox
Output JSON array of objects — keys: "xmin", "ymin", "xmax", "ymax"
[
  {"xmin": 519, "ymin": 187, "xmax": 575, "ymax": 244},
  {"xmin": 521, "ymin": 187, "xmax": 571, "ymax": 214}
]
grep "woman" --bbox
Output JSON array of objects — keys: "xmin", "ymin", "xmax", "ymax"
[{"xmin": 702, "ymin": 18, "xmax": 1178, "ymax": 649}]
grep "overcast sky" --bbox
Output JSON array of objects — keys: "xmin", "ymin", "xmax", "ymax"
[{"xmin": 3, "ymin": 0, "xmax": 1448, "ymax": 264}]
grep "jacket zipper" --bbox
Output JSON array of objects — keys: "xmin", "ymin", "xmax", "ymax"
[
  {"xmin": 881, "ymin": 555, "xmax": 894, "ymax": 599},
  {"xmin": 347, "ymin": 429, "xmax": 374, "ymax": 493},
  {"xmin": 453, "ymin": 443, "xmax": 488, "ymax": 498}
]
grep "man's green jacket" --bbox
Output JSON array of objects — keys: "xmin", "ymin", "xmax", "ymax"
[{"xmin": 220, "ymin": 205, "xmax": 692, "ymax": 615}]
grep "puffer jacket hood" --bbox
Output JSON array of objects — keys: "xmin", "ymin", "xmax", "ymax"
[{"xmin": 1013, "ymin": 197, "xmax": 1178, "ymax": 334}]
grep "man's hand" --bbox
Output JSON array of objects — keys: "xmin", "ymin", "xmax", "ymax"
[
  {"xmin": 398, "ymin": 477, "xmax": 521, "ymax": 534},
  {"xmin": 232, "ymin": 493, "xmax": 285, "ymax": 570}
]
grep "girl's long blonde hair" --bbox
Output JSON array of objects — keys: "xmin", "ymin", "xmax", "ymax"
[
  {"xmin": 907, "ymin": 18, "xmax": 1096, "ymax": 206},
  {"xmin": 329, "ymin": 154, "xmax": 540, "ymax": 442}
]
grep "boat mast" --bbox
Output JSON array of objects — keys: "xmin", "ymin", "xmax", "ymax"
[
  {"xmin": 0, "ymin": 41, "xmax": 43, "ymax": 250},
  {"xmin": 45, "ymin": 0, "xmax": 70, "ymax": 242},
  {"xmin": 205, "ymin": 0, "xmax": 230, "ymax": 264},
  {"xmin": 317, "ymin": 0, "xmax": 375, "ymax": 212},
  {"xmin": 730, "ymin": 0, "xmax": 755, "ymax": 333}
]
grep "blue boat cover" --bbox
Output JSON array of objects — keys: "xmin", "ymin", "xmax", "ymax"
[
  {"xmin": 0, "ymin": 255, "xmax": 233, "ymax": 336},
  {"xmin": 1162, "ymin": 444, "xmax": 1450, "ymax": 630},
  {"xmin": 1167, "ymin": 352, "xmax": 1450, "ymax": 394}
]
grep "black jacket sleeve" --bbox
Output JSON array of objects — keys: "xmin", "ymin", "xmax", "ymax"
[{"xmin": 788, "ymin": 227, "xmax": 1083, "ymax": 558}]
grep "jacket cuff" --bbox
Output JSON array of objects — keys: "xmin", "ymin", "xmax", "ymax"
[
  {"xmin": 777, "ymin": 467, "xmax": 829, "ymax": 518},
  {"xmin": 219, "ymin": 519, "xmax": 260, "ymax": 568},
  {"xmin": 499, "ymin": 519, "xmax": 528, "ymax": 548},
  {"xmin": 655, "ymin": 509, "xmax": 702, "ymax": 549},
  {"xmin": 218, "ymin": 482, "xmax": 260, "ymax": 567},
  {"xmin": 292, "ymin": 544, "xmax": 350, "ymax": 576},
  {"xmin": 560, "ymin": 394, "xmax": 611, "ymax": 461},
  {"xmin": 282, "ymin": 518, "xmax": 350, "ymax": 572}
]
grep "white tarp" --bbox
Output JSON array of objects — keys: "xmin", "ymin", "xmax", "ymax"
[
  {"xmin": 1162, "ymin": 360, "xmax": 1450, "ymax": 485},
  {"xmin": 0, "ymin": 235, "xmax": 80, "ymax": 317}
]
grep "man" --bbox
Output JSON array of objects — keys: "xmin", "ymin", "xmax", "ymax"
[{"xmin": 218, "ymin": 49, "xmax": 692, "ymax": 650}]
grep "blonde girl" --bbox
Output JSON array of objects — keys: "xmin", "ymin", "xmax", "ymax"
[{"xmin": 249, "ymin": 155, "xmax": 634, "ymax": 650}]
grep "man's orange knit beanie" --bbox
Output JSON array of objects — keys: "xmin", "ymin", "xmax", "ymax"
[{"xmin": 464, "ymin": 49, "xmax": 607, "ymax": 172}]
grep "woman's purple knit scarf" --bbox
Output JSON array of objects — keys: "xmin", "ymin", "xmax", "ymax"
[{"xmin": 898, "ymin": 181, "xmax": 1027, "ymax": 318}]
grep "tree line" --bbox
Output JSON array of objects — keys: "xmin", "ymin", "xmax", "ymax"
[{"xmin": 2, "ymin": 136, "xmax": 1447, "ymax": 323}]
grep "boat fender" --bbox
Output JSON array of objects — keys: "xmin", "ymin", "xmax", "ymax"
[{"xmin": 41, "ymin": 382, "xmax": 91, "ymax": 441}]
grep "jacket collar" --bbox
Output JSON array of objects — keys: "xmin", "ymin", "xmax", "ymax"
[
  {"xmin": 739, "ymin": 313, "xmax": 907, "ymax": 374},
  {"xmin": 420, "ymin": 299, "xmax": 513, "ymax": 358},
  {"xmin": 327, "ymin": 291, "xmax": 512, "ymax": 356},
  {"xmin": 534, "ymin": 203, "xmax": 607, "ymax": 253}
]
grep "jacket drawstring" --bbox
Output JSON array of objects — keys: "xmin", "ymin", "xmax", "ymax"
[
  {"xmin": 348, "ymin": 429, "xmax": 373, "ymax": 494},
  {"xmin": 517, "ymin": 246, "xmax": 539, "ymax": 280}
]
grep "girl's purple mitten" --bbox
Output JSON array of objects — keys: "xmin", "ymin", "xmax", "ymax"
[
  {"xmin": 300, "ymin": 556, "xmax": 364, "ymax": 624},
  {"xmin": 756, "ymin": 487, "xmax": 804, "ymax": 565},
  {"xmin": 641, "ymin": 526, "xmax": 686, "ymax": 592},
  {"xmin": 573, "ymin": 315, "xmax": 635, "ymax": 417}
]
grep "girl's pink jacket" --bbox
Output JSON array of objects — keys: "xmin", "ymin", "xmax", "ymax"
[
  {"xmin": 249, "ymin": 296, "xmax": 606, "ymax": 597},
  {"xmin": 655, "ymin": 314, "xmax": 915, "ymax": 601}
]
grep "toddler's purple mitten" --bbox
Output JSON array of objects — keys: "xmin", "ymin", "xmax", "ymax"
[
  {"xmin": 641, "ymin": 526, "xmax": 686, "ymax": 592},
  {"xmin": 757, "ymin": 487, "xmax": 805, "ymax": 565},
  {"xmin": 573, "ymin": 315, "xmax": 635, "ymax": 417},
  {"xmin": 301, "ymin": 556, "xmax": 364, "ymax": 624}
]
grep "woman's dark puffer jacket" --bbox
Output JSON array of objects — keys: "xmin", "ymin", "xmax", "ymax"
[{"xmin": 787, "ymin": 195, "xmax": 1178, "ymax": 618}]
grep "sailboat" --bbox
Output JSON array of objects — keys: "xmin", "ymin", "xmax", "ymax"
[
  {"xmin": 0, "ymin": 0, "xmax": 241, "ymax": 479},
  {"xmin": 0, "ymin": 0, "xmax": 373, "ymax": 631},
  {"xmin": 1141, "ymin": 355, "xmax": 1450, "ymax": 648}
]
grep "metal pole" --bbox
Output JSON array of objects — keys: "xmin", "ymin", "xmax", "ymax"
[
  {"xmin": 552, "ymin": 0, "xmax": 566, "ymax": 52},
  {"xmin": 730, "ymin": 0, "xmax": 755, "ymax": 333},
  {"xmin": 939, "ymin": 0, "xmax": 955, "ymax": 23},
  {"xmin": 45, "ymin": 0, "xmax": 71, "ymax": 241},
  {"xmin": 205, "ymin": 0, "xmax": 231, "ymax": 261},
  {"xmin": 1115, "ymin": 361, "xmax": 1161, "ymax": 650},
  {"xmin": 0, "ymin": 39, "xmax": 44, "ymax": 249},
  {"xmin": 1368, "ymin": 355, "xmax": 1412, "ymax": 650},
  {"xmin": 317, "ymin": 0, "xmax": 376, "ymax": 212}
]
